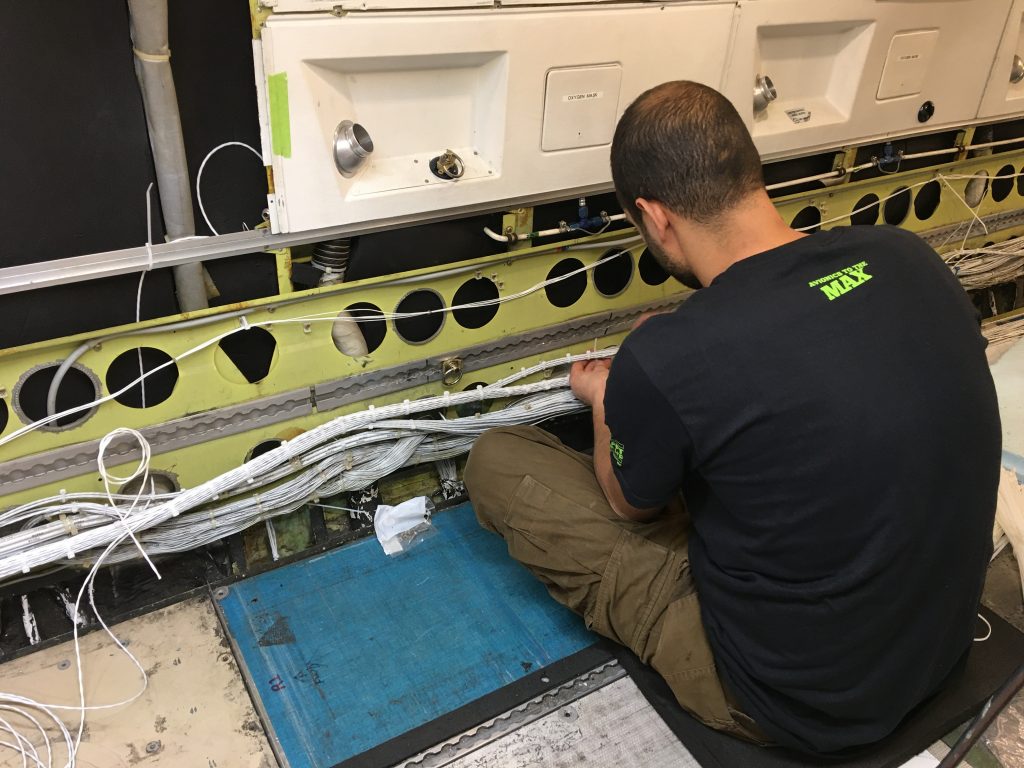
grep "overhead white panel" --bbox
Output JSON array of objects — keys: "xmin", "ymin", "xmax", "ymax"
[
  {"xmin": 265, "ymin": 0, "xmax": 491, "ymax": 12},
  {"xmin": 261, "ymin": 4, "xmax": 736, "ymax": 233},
  {"xmin": 723, "ymin": 0, "xmax": 1012, "ymax": 160},
  {"xmin": 979, "ymin": 1, "xmax": 1024, "ymax": 119}
]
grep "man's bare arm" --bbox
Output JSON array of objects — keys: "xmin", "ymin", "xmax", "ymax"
[{"xmin": 570, "ymin": 360, "xmax": 661, "ymax": 522}]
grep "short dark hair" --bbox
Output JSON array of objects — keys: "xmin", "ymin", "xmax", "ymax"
[{"xmin": 610, "ymin": 81, "xmax": 764, "ymax": 224}]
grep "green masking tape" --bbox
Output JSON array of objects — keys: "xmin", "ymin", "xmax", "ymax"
[{"xmin": 268, "ymin": 73, "xmax": 292, "ymax": 159}]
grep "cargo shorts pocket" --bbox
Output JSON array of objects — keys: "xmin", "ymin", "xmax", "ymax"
[
  {"xmin": 501, "ymin": 475, "xmax": 618, "ymax": 619},
  {"xmin": 590, "ymin": 528, "xmax": 686, "ymax": 656}
]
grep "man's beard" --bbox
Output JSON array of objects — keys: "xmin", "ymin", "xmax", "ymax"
[{"xmin": 637, "ymin": 225, "xmax": 703, "ymax": 290}]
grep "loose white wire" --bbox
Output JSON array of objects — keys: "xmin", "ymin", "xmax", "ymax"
[
  {"xmin": 975, "ymin": 614, "xmax": 992, "ymax": 642},
  {"xmin": 96, "ymin": 429, "xmax": 159, "ymax": 579},
  {"xmin": 0, "ymin": 248, "xmax": 640, "ymax": 449},
  {"xmin": 0, "ymin": 434, "xmax": 156, "ymax": 767},
  {"xmin": 196, "ymin": 141, "xmax": 264, "ymax": 236}
]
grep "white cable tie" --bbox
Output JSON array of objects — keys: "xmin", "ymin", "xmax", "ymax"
[
  {"xmin": 240, "ymin": 316, "xmax": 251, "ymax": 330},
  {"xmin": 477, "ymin": 386, "xmax": 485, "ymax": 402},
  {"xmin": 443, "ymin": 391, "xmax": 451, "ymax": 408},
  {"xmin": 403, "ymin": 399, "xmax": 411, "ymax": 416},
  {"xmin": 65, "ymin": 546, "xmax": 76, "ymax": 560},
  {"xmin": 59, "ymin": 514, "xmax": 78, "ymax": 537},
  {"xmin": 18, "ymin": 555, "xmax": 31, "ymax": 575}
]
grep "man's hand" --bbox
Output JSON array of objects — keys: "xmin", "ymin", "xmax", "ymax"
[{"xmin": 570, "ymin": 359, "xmax": 611, "ymax": 406}]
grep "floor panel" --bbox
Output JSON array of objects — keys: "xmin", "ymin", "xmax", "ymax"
[
  {"xmin": 445, "ymin": 676, "xmax": 699, "ymax": 768},
  {"xmin": 0, "ymin": 596, "xmax": 274, "ymax": 768},
  {"xmin": 217, "ymin": 503, "xmax": 596, "ymax": 768}
]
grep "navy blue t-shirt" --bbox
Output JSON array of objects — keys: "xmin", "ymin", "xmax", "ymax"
[{"xmin": 603, "ymin": 226, "xmax": 1001, "ymax": 753}]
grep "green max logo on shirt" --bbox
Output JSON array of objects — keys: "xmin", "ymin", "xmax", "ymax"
[
  {"xmin": 808, "ymin": 261, "xmax": 873, "ymax": 301},
  {"xmin": 610, "ymin": 439, "xmax": 625, "ymax": 467}
]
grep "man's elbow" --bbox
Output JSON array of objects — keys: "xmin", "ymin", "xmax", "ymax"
[
  {"xmin": 610, "ymin": 499, "xmax": 660, "ymax": 522},
  {"xmin": 596, "ymin": 458, "xmax": 661, "ymax": 522}
]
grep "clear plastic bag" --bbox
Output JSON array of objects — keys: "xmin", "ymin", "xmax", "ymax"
[{"xmin": 374, "ymin": 497, "xmax": 437, "ymax": 556}]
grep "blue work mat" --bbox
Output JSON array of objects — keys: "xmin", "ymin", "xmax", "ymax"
[{"xmin": 217, "ymin": 502, "xmax": 596, "ymax": 768}]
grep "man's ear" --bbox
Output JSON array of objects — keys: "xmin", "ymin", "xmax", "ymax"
[{"xmin": 635, "ymin": 198, "xmax": 671, "ymax": 240}]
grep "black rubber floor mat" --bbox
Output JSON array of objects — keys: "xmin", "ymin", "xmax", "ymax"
[{"xmin": 613, "ymin": 606, "xmax": 1024, "ymax": 768}]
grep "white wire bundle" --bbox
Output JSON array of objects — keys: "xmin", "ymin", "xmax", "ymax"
[
  {"xmin": 984, "ymin": 314, "xmax": 1024, "ymax": 346},
  {"xmin": 0, "ymin": 350, "xmax": 612, "ymax": 582},
  {"xmin": 943, "ymin": 238, "xmax": 1024, "ymax": 291}
]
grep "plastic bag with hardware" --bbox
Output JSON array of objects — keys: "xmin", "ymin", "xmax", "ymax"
[{"xmin": 374, "ymin": 497, "xmax": 437, "ymax": 556}]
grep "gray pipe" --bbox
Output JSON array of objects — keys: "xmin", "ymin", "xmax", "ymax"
[{"xmin": 127, "ymin": 0, "xmax": 209, "ymax": 312}]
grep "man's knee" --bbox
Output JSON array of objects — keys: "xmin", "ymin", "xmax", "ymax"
[
  {"xmin": 464, "ymin": 426, "xmax": 542, "ymax": 494},
  {"xmin": 465, "ymin": 426, "xmax": 550, "ymax": 531}
]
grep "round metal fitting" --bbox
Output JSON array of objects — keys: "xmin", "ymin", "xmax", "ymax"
[
  {"xmin": 753, "ymin": 74, "xmax": 777, "ymax": 113},
  {"xmin": 213, "ymin": 586, "xmax": 230, "ymax": 600},
  {"xmin": 333, "ymin": 121, "xmax": 374, "ymax": 178},
  {"xmin": 430, "ymin": 149, "xmax": 465, "ymax": 180},
  {"xmin": 441, "ymin": 358, "xmax": 463, "ymax": 387},
  {"xmin": 146, "ymin": 741, "xmax": 162, "ymax": 754},
  {"xmin": 1012, "ymin": 54, "xmax": 1024, "ymax": 84}
]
